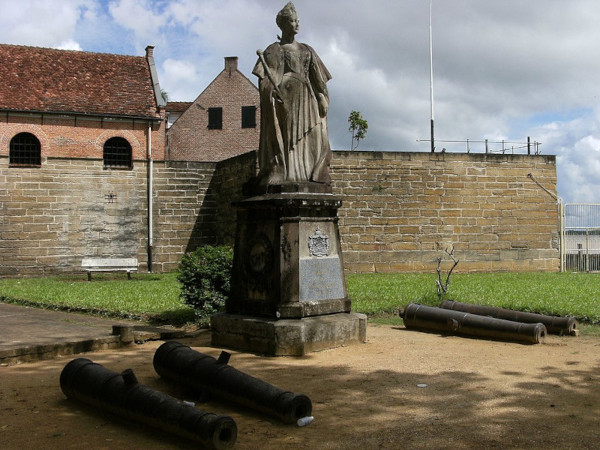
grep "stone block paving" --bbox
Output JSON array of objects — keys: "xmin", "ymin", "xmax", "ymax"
[{"xmin": 0, "ymin": 302, "xmax": 192, "ymax": 365}]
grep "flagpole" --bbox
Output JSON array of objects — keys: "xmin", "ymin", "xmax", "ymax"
[{"xmin": 429, "ymin": 0, "xmax": 435, "ymax": 153}]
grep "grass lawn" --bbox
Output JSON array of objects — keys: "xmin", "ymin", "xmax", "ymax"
[
  {"xmin": 350, "ymin": 272, "xmax": 600, "ymax": 320},
  {"xmin": 0, "ymin": 272, "xmax": 599, "ymax": 329},
  {"xmin": 0, "ymin": 272, "xmax": 193, "ymax": 325}
]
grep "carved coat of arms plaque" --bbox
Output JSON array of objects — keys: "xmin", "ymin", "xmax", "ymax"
[{"xmin": 307, "ymin": 228, "xmax": 329, "ymax": 257}]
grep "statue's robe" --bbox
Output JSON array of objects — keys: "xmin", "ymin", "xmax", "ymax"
[{"xmin": 253, "ymin": 42, "xmax": 332, "ymax": 184}]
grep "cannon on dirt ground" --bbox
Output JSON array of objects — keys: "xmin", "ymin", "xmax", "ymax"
[
  {"xmin": 440, "ymin": 300, "xmax": 578, "ymax": 335},
  {"xmin": 153, "ymin": 341, "xmax": 313, "ymax": 424},
  {"xmin": 401, "ymin": 303, "xmax": 547, "ymax": 344},
  {"xmin": 60, "ymin": 358, "xmax": 237, "ymax": 449}
]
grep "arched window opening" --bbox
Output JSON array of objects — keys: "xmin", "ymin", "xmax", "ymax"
[
  {"xmin": 103, "ymin": 137, "xmax": 132, "ymax": 169},
  {"xmin": 10, "ymin": 132, "xmax": 41, "ymax": 166}
]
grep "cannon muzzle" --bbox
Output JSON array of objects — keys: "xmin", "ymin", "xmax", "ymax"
[
  {"xmin": 401, "ymin": 303, "xmax": 546, "ymax": 344},
  {"xmin": 153, "ymin": 341, "xmax": 313, "ymax": 424},
  {"xmin": 440, "ymin": 300, "xmax": 577, "ymax": 335},
  {"xmin": 60, "ymin": 358, "xmax": 237, "ymax": 449}
]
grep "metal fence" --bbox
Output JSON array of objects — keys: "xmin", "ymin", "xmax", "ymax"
[
  {"xmin": 416, "ymin": 137, "xmax": 541, "ymax": 155},
  {"xmin": 562, "ymin": 203, "xmax": 600, "ymax": 272}
]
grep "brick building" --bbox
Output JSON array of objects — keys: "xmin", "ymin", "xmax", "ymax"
[
  {"xmin": 165, "ymin": 101, "xmax": 192, "ymax": 129},
  {"xmin": 0, "ymin": 44, "xmax": 166, "ymax": 163},
  {"xmin": 0, "ymin": 44, "xmax": 166, "ymax": 275},
  {"xmin": 166, "ymin": 57, "xmax": 260, "ymax": 161}
]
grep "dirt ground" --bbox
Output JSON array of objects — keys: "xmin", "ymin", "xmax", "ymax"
[{"xmin": 1, "ymin": 323, "xmax": 600, "ymax": 449}]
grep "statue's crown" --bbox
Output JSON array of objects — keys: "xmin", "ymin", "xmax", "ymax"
[{"xmin": 277, "ymin": 2, "xmax": 297, "ymax": 20}]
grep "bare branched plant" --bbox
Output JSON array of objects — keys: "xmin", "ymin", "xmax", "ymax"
[{"xmin": 436, "ymin": 246, "xmax": 459, "ymax": 300}]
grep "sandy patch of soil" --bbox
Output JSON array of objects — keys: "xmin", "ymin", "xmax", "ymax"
[{"xmin": 2, "ymin": 324, "xmax": 600, "ymax": 449}]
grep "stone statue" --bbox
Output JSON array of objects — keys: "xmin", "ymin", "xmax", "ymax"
[{"xmin": 253, "ymin": 2, "xmax": 332, "ymax": 186}]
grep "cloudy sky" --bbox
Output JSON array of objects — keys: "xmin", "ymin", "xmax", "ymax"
[{"xmin": 2, "ymin": 0, "xmax": 600, "ymax": 203}]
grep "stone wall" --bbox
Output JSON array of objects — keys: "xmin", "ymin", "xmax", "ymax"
[
  {"xmin": 0, "ymin": 156, "xmax": 149, "ymax": 276},
  {"xmin": 331, "ymin": 151, "xmax": 559, "ymax": 273},
  {"xmin": 0, "ymin": 151, "xmax": 256, "ymax": 276},
  {"xmin": 150, "ymin": 152, "xmax": 257, "ymax": 272},
  {"xmin": 0, "ymin": 151, "xmax": 559, "ymax": 276}
]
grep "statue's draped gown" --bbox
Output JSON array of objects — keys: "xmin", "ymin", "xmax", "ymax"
[{"xmin": 253, "ymin": 42, "xmax": 332, "ymax": 184}]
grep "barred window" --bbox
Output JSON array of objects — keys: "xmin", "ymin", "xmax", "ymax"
[
  {"xmin": 241, "ymin": 106, "xmax": 257, "ymax": 128},
  {"xmin": 103, "ymin": 137, "xmax": 132, "ymax": 169},
  {"xmin": 208, "ymin": 107, "xmax": 223, "ymax": 129},
  {"xmin": 10, "ymin": 132, "xmax": 41, "ymax": 166}
]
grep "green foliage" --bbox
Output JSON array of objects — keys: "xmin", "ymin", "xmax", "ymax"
[
  {"xmin": 2, "ymin": 272, "xmax": 600, "ymax": 333},
  {"xmin": 348, "ymin": 110, "xmax": 368, "ymax": 150},
  {"xmin": 0, "ymin": 272, "xmax": 193, "ymax": 325},
  {"xmin": 347, "ymin": 272, "xmax": 600, "ymax": 325},
  {"xmin": 348, "ymin": 273, "xmax": 435, "ymax": 315},
  {"xmin": 160, "ymin": 89, "xmax": 169, "ymax": 103},
  {"xmin": 177, "ymin": 245, "xmax": 233, "ymax": 322}
]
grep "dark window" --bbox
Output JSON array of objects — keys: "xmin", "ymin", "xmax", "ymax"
[
  {"xmin": 103, "ymin": 137, "xmax": 132, "ymax": 169},
  {"xmin": 242, "ymin": 106, "xmax": 257, "ymax": 128},
  {"xmin": 10, "ymin": 132, "xmax": 41, "ymax": 166},
  {"xmin": 208, "ymin": 107, "xmax": 223, "ymax": 129}
]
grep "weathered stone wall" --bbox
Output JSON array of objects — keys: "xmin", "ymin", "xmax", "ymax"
[
  {"xmin": 0, "ymin": 157, "xmax": 149, "ymax": 276},
  {"xmin": 0, "ymin": 151, "xmax": 559, "ymax": 276},
  {"xmin": 331, "ymin": 151, "xmax": 559, "ymax": 273},
  {"xmin": 150, "ymin": 151, "xmax": 257, "ymax": 272},
  {"xmin": 0, "ymin": 151, "xmax": 256, "ymax": 276}
]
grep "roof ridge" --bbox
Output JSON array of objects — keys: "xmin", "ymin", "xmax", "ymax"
[{"xmin": 0, "ymin": 42, "xmax": 145, "ymax": 59}]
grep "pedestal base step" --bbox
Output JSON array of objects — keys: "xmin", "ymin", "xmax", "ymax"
[{"xmin": 211, "ymin": 312, "xmax": 367, "ymax": 356}]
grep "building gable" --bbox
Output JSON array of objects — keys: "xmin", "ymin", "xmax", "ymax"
[{"xmin": 166, "ymin": 57, "xmax": 260, "ymax": 162}]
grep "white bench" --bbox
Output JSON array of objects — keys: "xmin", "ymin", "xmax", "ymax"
[{"xmin": 81, "ymin": 257, "xmax": 138, "ymax": 281}]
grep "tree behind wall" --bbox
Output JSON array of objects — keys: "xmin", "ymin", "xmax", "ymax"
[{"xmin": 348, "ymin": 110, "xmax": 368, "ymax": 150}]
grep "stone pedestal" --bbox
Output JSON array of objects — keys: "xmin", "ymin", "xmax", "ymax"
[
  {"xmin": 211, "ymin": 312, "xmax": 367, "ymax": 356},
  {"xmin": 211, "ymin": 184, "xmax": 367, "ymax": 355}
]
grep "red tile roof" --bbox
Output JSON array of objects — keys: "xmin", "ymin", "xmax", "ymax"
[
  {"xmin": 166, "ymin": 101, "xmax": 192, "ymax": 113},
  {"xmin": 0, "ymin": 44, "xmax": 160, "ymax": 119}
]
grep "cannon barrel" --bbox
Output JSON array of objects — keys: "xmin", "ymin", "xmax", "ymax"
[
  {"xmin": 440, "ymin": 300, "xmax": 578, "ymax": 335},
  {"xmin": 401, "ymin": 303, "xmax": 546, "ymax": 344},
  {"xmin": 60, "ymin": 358, "xmax": 237, "ymax": 449},
  {"xmin": 153, "ymin": 341, "xmax": 312, "ymax": 424}
]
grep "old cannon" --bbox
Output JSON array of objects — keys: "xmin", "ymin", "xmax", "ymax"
[
  {"xmin": 60, "ymin": 358, "xmax": 237, "ymax": 449},
  {"xmin": 153, "ymin": 341, "xmax": 312, "ymax": 424},
  {"xmin": 440, "ymin": 300, "xmax": 578, "ymax": 335},
  {"xmin": 401, "ymin": 303, "xmax": 546, "ymax": 344}
]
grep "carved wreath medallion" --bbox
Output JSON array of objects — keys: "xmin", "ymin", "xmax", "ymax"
[{"xmin": 246, "ymin": 234, "xmax": 273, "ymax": 274}]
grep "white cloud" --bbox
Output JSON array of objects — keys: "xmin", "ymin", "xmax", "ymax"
[
  {"xmin": 108, "ymin": 0, "xmax": 170, "ymax": 52},
  {"xmin": 4, "ymin": 0, "xmax": 600, "ymax": 203},
  {"xmin": 534, "ymin": 110, "xmax": 600, "ymax": 203},
  {"xmin": 55, "ymin": 40, "xmax": 83, "ymax": 51},
  {"xmin": 0, "ymin": 0, "xmax": 91, "ymax": 48},
  {"xmin": 323, "ymin": 35, "xmax": 429, "ymax": 150},
  {"xmin": 160, "ymin": 58, "xmax": 201, "ymax": 101}
]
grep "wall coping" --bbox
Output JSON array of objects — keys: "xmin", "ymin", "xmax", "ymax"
[{"xmin": 332, "ymin": 150, "xmax": 555, "ymax": 164}]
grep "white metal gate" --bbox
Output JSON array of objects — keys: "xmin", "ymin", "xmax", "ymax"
[{"xmin": 562, "ymin": 203, "xmax": 600, "ymax": 272}]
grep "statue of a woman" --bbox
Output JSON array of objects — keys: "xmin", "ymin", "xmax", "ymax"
[{"xmin": 253, "ymin": 2, "xmax": 332, "ymax": 186}]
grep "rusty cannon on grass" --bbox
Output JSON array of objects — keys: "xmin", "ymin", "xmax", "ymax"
[
  {"xmin": 153, "ymin": 341, "xmax": 313, "ymax": 424},
  {"xmin": 440, "ymin": 300, "xmax": 578, "ymax": 335},
  {"xmin": 60, "ymin": 358, "xmax": 237, "ymax": 449},
  {"xmin": 401, "ymin": 303, "xmax": 547, "ymax": 344}
]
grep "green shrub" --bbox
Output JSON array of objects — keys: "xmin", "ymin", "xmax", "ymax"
[{"xmin": 177, "ymin": 245, "xmax": 233, "ymax": 322}]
